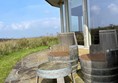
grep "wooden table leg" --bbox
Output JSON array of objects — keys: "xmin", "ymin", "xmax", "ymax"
[
  {"xmin": 71, "ymin": 73, "xmax": 75, "ymax": 83},
  {"xmin": 57, "ymin": 77, "xmax": 65, "ymax": 83},
  {"xmin": 36, "ymin": 76, "xmax": 39, "ymax": 83}
]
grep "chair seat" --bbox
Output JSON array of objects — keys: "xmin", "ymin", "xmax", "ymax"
[{"xmin": 49, "ymin": 51, "xmax": 69, "ymax": 57}]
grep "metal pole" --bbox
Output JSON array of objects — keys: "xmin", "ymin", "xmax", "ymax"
[
  {"xmin": 60, "ymin": 4, "xmax": 64, "ymax": 33},
  {"xmin": 78, "ymin": 16, "xmax": 82, "ymax": 32},
  {"xmin": 64, "ymin": 0, "xmax": 71, "ymax": 32}
]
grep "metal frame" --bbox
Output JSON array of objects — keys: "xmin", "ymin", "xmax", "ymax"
[{"xmin": 60, "ymin": 4, "xmax": 64, "ymax": 33}]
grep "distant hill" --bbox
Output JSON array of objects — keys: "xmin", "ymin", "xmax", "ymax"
[{"xmin": 0, "ymin": 39, "xmax": 13, "ymax": 42}]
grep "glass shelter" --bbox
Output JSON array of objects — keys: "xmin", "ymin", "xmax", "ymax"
[
  {"xmin": 46, "ymin": 0, "xmax": 90, "ymax": 47},
  {"xmin": 46, "ymin": 0, "xmax": 118, "ymax": 47}
]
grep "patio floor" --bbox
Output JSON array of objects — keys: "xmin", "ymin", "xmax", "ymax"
[{"xmin": 5, "ymin": 47, "xmax": 87, "ymax": 83}]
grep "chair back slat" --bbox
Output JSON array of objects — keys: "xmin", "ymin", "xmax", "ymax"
[
  {"xmin": 58, "ymin": 32, "xmax": 78, "ymax": 47},
  {"xmin": 49, "ymin": 32, "xmax": 79, "ymax": 73}
]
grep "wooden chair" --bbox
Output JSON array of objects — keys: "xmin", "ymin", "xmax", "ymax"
[{"xmin": 48, "ymin": 32, "xmax": 79, "ymax": 83}]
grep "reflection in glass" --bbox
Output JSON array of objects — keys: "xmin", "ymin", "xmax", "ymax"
[
  {"xmin": 69, "ymin": 0, "xmax": 83, "ymax": 32},
  {"xmin": 89, "ymin": 0, "xmax": 118, "ymax": 29}
]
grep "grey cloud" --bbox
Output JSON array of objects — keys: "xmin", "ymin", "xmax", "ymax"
[{"xmin": 108, "ymin": 3, "xmax": 118, "ymax": 14}]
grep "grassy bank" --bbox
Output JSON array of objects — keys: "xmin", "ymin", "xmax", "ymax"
[
  {"xmin": 0, "ymin": 46, "xmax": 48, "ymax": 83},
  {"xmin": 0, "ymin": 37, "xmax": 58, "ymax": 55}
]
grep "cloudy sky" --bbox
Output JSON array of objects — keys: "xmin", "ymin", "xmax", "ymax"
[
  {"xmin": 1, "ymin": 0, "xmax": 118, "ymax": 38},
  {"xmin": 0, "ymin": 0, "xmax": 60, "ymax": 38}
]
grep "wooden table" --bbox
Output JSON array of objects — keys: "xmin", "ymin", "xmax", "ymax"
[{"xmin": 36, "ymin": 61, "xmax": 72, "ymax": 83}]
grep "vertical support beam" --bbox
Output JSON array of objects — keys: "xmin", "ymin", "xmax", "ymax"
[
  {"xmin": 78, "ymin": 17, "xmax": 80, "ymax": 31},
  {"xmin": 82, "ymin": 0, "xmax": 91, "ymax": 47},
  {"xmin": 57, "ymin": 78, "xmax": 65, "ymax": 83},
  {"xmin": 78, "ymin": 16, "xmax": 82, "ymax": 32},
  {"xmin": 60, "ymin": 4, "xmax": 64, "ymax": 33},
  {"xmin": 64, "ymin": 0, "xmax": 71, "ymax": 32}
]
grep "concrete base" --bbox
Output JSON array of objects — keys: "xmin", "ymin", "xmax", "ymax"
[{"xmin": 78, "ymin": 45, "xmax": 89, "ymax": 56}]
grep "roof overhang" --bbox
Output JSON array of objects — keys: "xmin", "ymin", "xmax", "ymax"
[{"xmin": 45, "ymin": 0, "xmax": 64, "ymax": 7}]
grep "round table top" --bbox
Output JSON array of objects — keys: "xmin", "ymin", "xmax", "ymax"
[
  {"xmin": 38, "ymin": 61, "xmax": 69, "ymax": 70},
  {"xmin": 37, "ymin": 61, "xmax": 71, "ymax": 79}
]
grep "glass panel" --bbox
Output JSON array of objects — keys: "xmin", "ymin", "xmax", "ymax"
[
  {"xmin": 89, "ymin": 0, "xmax": 118, "ymax": 28},
  {"xmin": 89, "ymin": 0, "xmax": 118, "ymax": 44},
  {"xmin": 69, "ymin": 0, "xmax": 83, "ymax": 32}
]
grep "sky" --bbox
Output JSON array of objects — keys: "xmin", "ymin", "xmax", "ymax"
[
  {"xmin": 0, "ymin": 0, "xmax": 60, "ymax": 38},
  {"xmin": 1, "ymin": 0, "xmax": 118, "ymax": 38}
]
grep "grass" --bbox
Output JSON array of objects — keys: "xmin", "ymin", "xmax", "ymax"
[
  {"xmin": 0, "ymin": 46, "xmax": 48, "ymax": 83},
  {"xmin": 0, "ymin": 36, "xmax": 58, "ymax": 55}
]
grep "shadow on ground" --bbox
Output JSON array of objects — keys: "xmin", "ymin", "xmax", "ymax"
[{"xmin": 76, "ymin": 69, "xmax": 83, "ymax": 80}]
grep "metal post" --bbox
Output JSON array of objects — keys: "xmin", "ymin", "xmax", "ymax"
[
  {"xmin": 82, "ymin": 0, "xmax": 91, "ymax": 47},
  {"xmin": 64, "ymin": 0, "xmax": 71, "ymax": 32},
  {"xmin": 60, "ymin": 4, "xmax": 64, "ymax": 33}
]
